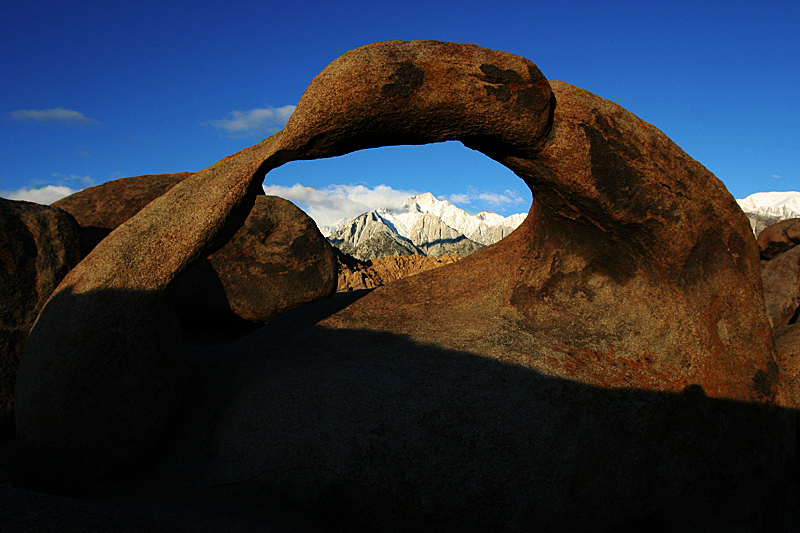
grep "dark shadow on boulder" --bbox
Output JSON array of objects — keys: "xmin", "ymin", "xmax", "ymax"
[
  {"xmin": 169, "ymin": 258, "xmax": 261, "ymax": 345},
  {"xmin": 0, "ymin": 198, "xmax": 82, "ymax": 445},
  {"xmin": 9, "ymin": 40, "xmax": 795, "ymax": 532},
  {"xmin": 53, "ymin": 290, "xmax": 788, "ymax": 533},
  {"xmin": 76, "ymin": 226, "xmax": 113, "ymax": 256},
  {"xmin": 8, "ymin": 285, "xmax": 797, "ymax": 532}
]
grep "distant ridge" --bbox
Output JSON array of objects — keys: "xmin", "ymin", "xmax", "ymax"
[
  {"xmin": 737, "ymin": 191, "xmax": 800, "ymax": 236},
  {"xmin": 324, "ymin": 192, "xmax": 526, "ymax": 260}
]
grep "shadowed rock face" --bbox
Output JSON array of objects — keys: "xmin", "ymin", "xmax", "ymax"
[
  {"xmin": 172, "ymin": 195, "xmax": 337, "ymax": 338},
  {"xmin": 13, "ymin": 41, "xmax": 789, "ymax": 530},
  {"xmin": 0, "ymin": 199, "xmax": 82, "ymax": 443},
  {"xmin": 758, "ymin": 218, "xmax": 800, "ymax": 260},
  {"xmin": 53, "ymin": 175, "xmax": 337, "ymax": 339},
  {"xmin": 761, "ymin": 245, "xmax": 800, "ymax": 329}
]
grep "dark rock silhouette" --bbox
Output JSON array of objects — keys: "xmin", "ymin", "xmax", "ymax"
[
  {"xmin": 12, "ymin": 41, "xmax": 793, "ymax": 531},
  {"xmin": 757, "ymin": 217, "xmax": 800, "ymax": 260},
  {"xmin": 0, "ymin": 199, "xmax": 81, "ymax": 442}
]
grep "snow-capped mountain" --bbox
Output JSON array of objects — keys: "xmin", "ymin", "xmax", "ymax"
[
  {"xmin": 325, "ymin": 193, "xmax": 527, "ymax": 260},
  {"xmin": 737, "ymin": 191, "xmax": 800, "ymax": 236},
  {"xmin": 737, "ymin": 191, "xmax": 800, "ymax": 220},
  {"xmin": 397, "ymin": 193, "xmax": 526, "ymax": 246}
]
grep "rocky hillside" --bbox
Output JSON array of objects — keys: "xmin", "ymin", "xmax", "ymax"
[
  {"xmin": 325, "ymin": 192, "xmax": 524, "ymax": 260},
  {"xmin": 334, "ymin": 246, "xmax": 461, "ymax": 291}
]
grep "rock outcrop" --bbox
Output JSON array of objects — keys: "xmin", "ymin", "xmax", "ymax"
[
  {"xmin": 13, "ymin": 41, "xmax": 790, "ymax": 531},
  {"xmin": 757, "ymin": 218, "xmax": 800, "ymax": 260},
  {"xmin": 172, "ymin": 195, "xmax": 337, "ymax": 340},
  {"xmin": 53, "ymin": 174, "xmax": 337, "ymax": 340},
  {"xmin": 774, "ymin": 323, "xmax": 800, "ymax": 408},
  {"xmin": 0, "ymin": 199, "xmax": 81, "ymax": 443},
  {"xmin": 52, "ymin": 173, "xmax": 192, "ymax": 253},
  {"xmin": 761, "ymin": 244, "xmax": 800, "ymax": 328},
  {"xmin": 335, "ymin": 249, "xmax": 461, "ymax": 291}
]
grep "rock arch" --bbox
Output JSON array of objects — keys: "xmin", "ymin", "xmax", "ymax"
[{"xmin": 14, "ymin": 41, "xmax": 787, "ymax": 529}]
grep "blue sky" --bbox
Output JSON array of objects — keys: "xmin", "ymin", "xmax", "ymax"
[{"xmin": 1, "ymin": 0, "xmax": 798, "ymax": 226}]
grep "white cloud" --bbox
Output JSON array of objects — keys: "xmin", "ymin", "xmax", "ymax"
[
  {"xmin": 1, "ymin": 185, "xmax": 79, "ymax": 204},
  {"xmin": 445, "ymin": 193, "xmax": 471, "ymax": 204},
  {"xmin": 8, "ymin": 108, "xmax": 98, "ymax": 124},
  {"xmin": 476, "ymin": 189, "xmax": 524, "ymax": 207},
  {"xmin": 444, "ymin": 188, "xmax": 525, "ymax": 210},
  {"xmin": 772, "ymin": 174, "xmax": 783, "ymax": 179},
  {"xmin": 48, "ymin": 172, "xmax": 93, "ymax": 186},
  {"xmin": 207, "ymin": 105, "xmax": 296, "ymax": 136},
  {"xmin": 262, "ymin": 183, "xmax": 419, "ymax": 227}
]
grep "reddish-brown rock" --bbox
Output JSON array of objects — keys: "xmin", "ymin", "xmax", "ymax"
[
  {"xmin": 147, "ymin": 44, "xmax": 782, "ymax": 531},
  {"xmin": 13, "ymin": 41, "xmax": 789, "ymax": 531},
  {"xmin": 14, "ymin": 133, "xmax": 284, "ymax": 488},
  {"xmin": 54, "ymin": 175, "xmax": 336, "ymax": 338},
  {"xmin": 172, "ymin": 195, "xmax": 336, "ymax": 338},
  {"xmin": 774, "ymin": 323, "xmax": 800, "ymax": 408},
  {"xmin": 335, "ymin": 249, "xmax": 461, "ymax": 291},
  {"xmin": 761, "ymin": 244, "xmax": 800, "ymax": 328},
  {"xmin": 0, "ymin": 199, "xmax": 81, "ymax": 442},
  {"xmin": 52, "ymin": 173, "xmax": 192, "ymax": 252},
  {"xmin": 757, "ymin": 218, "xmax": 800, "ymax": 260}
]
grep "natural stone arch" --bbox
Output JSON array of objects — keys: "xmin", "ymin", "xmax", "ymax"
[{"xmin": 14, "ymin": 41, "xmax": 787, "ymax": 529}]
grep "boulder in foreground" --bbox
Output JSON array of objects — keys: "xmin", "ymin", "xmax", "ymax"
[
  {"xmin": 0, "ymin": 199, "xmax": 81, "ymax": 442},
  {"xmin": 54, "ymin": 175, "xmax": 337, "ymax": 340}
]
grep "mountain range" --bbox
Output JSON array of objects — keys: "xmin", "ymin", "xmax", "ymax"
[
  {"xmin": 322, "ymin": 191, "xmax": 800, "ymax": 261},
  {"xmin": 323, "ymin": 193, "xmax": 525, "ymax": 260}
]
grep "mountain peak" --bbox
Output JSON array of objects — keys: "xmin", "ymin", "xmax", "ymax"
[{"xmin": 325, "ymin": 191, "xmax": 528, "ymax": 260}]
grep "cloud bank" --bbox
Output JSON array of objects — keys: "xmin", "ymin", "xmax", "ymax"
[
  {"xmin": 1, "ymin": 185, "xmax": 79, "ymax": 204},
  {"xmin": 262, "ymin": 184, "xmax": 421, "ymax": 228},
  {"xmin": 207, "ymin": 105, "xmax": 296, "ymax": 136},
  {"xmin": 8, "ymin": 108, "xmax": 98, "ymax": 124}
]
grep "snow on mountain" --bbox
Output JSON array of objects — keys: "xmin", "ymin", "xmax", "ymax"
[
  {"xmin": 736, "ymin": 191, "xmax": 800, "ymax": 236},
  {"xmin": 327, "ymin": 210, "xmax": 422, "ymax": 260},
  {"xmin": 324, "ymin": 192, "xmax": 527, "ymax": 260},
  {"xmin": 391, "ymin": 193, "xmax": 524, "ymax": 246},
  {"xmin": 736, "ymin": 191, "xmax": 800, "ymax": 219}
]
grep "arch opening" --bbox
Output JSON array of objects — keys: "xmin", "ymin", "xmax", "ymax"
[{"xmin": 264, "ymin": 140, "xmax": 532, "ymax": 265}]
